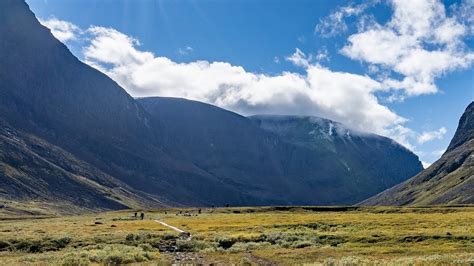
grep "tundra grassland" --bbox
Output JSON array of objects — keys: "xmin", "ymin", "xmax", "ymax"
[{"xmin": 0, "ymin": 206, "xmax": 472, "ymax": 265}]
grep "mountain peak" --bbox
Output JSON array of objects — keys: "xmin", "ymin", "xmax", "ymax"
[{"xmin": 446, "ymin": 101, "xmax": 474, "ymax": 152}]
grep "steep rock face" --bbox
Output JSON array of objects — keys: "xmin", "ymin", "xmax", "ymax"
[
  {"xmin": 361, "ymin": 102, "xmax": 474, "ymax": 206},
  {"xmin": 447, "ymin": 102, "xmax": 474, "ymax": 152},
  {"xmin": 139, "ymin": 97, "xmax": 422, "ymax": 205}
]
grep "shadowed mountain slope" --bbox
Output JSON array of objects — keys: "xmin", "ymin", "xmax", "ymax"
[
  {"xmin": 139, "ymin": 97, "xmax": 422, "ymax": 205},
  {"xmin": 361, "ymin": 102, "xmax": 474, "ymax": 206},
  {"xmin": 250, "ymin": 115, "xmax": 423, "ymax": 202},
  {"xmin": 0, "ymin": 119, "xmax": 165, "ymax": 214}
]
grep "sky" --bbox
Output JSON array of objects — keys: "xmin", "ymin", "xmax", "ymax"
[{"xmin": 26, "ymin": 0, "xmax": 474, "ymax": 167}]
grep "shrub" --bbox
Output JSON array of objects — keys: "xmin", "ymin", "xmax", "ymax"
[
  {"xmin": 161, "ymin": 233, "xmax": 178, "ymax": 240},
  {"xmin": 176, "ymin": 239, "xmax": 209, "ymax": 252},
  {"xmin": 61, "ymin": 252, "xmax": 91, "ymax": 266},
  {"xmin": 291, "ymin": 240, "xmax": 312, "ymax": 248},
  {"xmin": 12, "ymin": 237, "xmax": 73, "ymax": 253},
  {"xmin": 0, "ymin": 240, "xmax": 12, "ymax": 252},
  {"xmin": 214, "ymin": 236, "xmax": 236, "ymax": 249},
  {"xmin": 86, "ymin": 244, "xmax": 154, "ymax": 264},
  {"xmin": 138, "ymin": 243, "xmax": 155, "ymax": 252},
  {"xmin": 125, "ymin": 234, "xmax": 135, "ymax": 242}
]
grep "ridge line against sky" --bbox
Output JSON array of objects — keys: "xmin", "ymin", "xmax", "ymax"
[{"xmin": 29, "ymin": 0, "xmax": 474, "ymax": 167}]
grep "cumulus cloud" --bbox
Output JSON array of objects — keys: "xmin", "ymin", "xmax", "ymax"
[
  {"xmin": 39, "ymin": 17, "xmax": 81, "ymax": 42},
  {"xmin": 417, "ymin": 127, "xmax": 447, "ymax": 144},
  {"xmin": 341, "ymin": 0, "xmax": 474, "ymax": 97},
  {"xmin": 76, "ymin": 26, "xmax": 409, "ymax": 146}
]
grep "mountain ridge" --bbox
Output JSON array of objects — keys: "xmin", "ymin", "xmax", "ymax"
[
  {"xmin": 361, "ymin": 102, "xmax": 474, "ymax": 206},
  {"xmin": 139, "ymin": 97, "xmax": 422, "ymax": 205}
]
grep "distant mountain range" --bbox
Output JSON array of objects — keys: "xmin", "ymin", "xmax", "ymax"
[
  {"xmin": 362, "ymin": 102, "xmax": 473, "ymax": 206},
  {"xmin": 0, "ymin": 0, "xmax": 423, "ymax": 213}
]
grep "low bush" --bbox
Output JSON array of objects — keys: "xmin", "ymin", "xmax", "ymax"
[
  {"xmin": 11, "ymin": 237, "xmax": 72, "ymax": 253},
  {"xmin": 291, "ymin": 240, "xmax": 312, "ymax": 248},
  {"xmin": 0, "ymin": 240, "xmax": 12, "ymax": 252},
  {"xmin": 176, "ymin": 239, "xmax": 210, "ymax": 252},
  {"xmin": 66, "ymin": 244, "xmax": 155, "ymax": 265},
  {"xmin": 228, "ymin": 241, "xmax": 272, "ymax": 252},
  {"xmin": 214, "ymin": 236, "xmax": 236, "ymax": 249}
]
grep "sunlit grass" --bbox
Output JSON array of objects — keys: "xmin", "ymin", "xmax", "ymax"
[{"xmin": 0, "ymin": 206, "xmax": 472, "ymax": 264}]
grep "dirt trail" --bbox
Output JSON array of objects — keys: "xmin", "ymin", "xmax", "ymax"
[{"xmin": 154, "ymin": 220, "xmax": 187, "ymax": 234}]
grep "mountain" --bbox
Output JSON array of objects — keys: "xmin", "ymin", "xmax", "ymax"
[
  {"xmin": 361, "ymin": 102, "xmax": 474, "ymax": 206},
  {"xmin": 250, "ymin": 115, "xmax": 423, "ymax": 201},
  {"xmin": 0, "ymin": 0, "xmax": 424, "ymax": 212},
  {"xmin": 0, "ymin": 119, "xmax": 164, "ymax": 214},
  {"xmin": 0, "ymin": 0, "xmax": 245, "ymax": 211},
  {"xmin": 139, "ymin": 97, "xmax": 422, "ymax": 204}
]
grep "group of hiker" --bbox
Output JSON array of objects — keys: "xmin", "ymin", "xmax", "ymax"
[
  {"xmin": 175, "ymin": 209, "xmax": 202, "ymax": 216},
  {"xmin": 134, "ymin": 207, "xmax": 222, "ymax": 219},
  {"xmin": 134, "ymin": 212, "xmax": 145, "ymax": 220}
]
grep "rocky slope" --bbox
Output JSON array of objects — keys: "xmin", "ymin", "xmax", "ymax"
[
  {"xmin": 361, "ymin": 102, "xmax": 473, "ymax": 205},
  {"xmin": 0, "ymin": 119, "xmax": 166, "ymax": 214}
]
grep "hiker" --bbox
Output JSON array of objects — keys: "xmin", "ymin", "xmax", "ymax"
[{"xmin": 140, "ymin": 212, "xmax": 144, "ymax": 220}]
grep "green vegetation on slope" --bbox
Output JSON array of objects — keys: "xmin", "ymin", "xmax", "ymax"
[{"xmin": 362, "ymin": 102, "xmax": 473, "ymax": 206}]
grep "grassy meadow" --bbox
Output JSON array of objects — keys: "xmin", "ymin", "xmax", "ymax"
[{"xmin": 0, "ymin": 206, "xmax": 472, "ymax": 265}]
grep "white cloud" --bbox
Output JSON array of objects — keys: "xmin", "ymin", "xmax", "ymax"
[
  {"xmin": 315, "ymin": 47, "xmax": 330, "ymax": 62},
  {"xmin": 417, "ymin": 127, "xmax": 447, "ymax": 144},
  {"xmin": 315, "ymin": 1, "xmax": 379, "ymax": 37},
  {"xmin": 341, "ymin": 0, "xmax": 474, "ymax": 97},
  {"xmin": 421, "ymin": 161, "xmax": 432, "ymax": 169},
  {"xmin": 285, "ymin": 48, "xmax": 311, "ymax": 68},
  {"xmin": 452, "ymin": 0, "xmax": 474, "ymax": 34},
  {"xmin": 39, "ymin": 17, "xmax": 81, "ymax": 42},
  {"xmin": 78, "ymin": 27, "xmax": 410, "ymax": 147},
  {"xmin": 177, "ymin": 46, "xmax": 194, "ymax": 55}
]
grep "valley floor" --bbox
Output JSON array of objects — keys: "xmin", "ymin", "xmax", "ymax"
[{"xmin": 0, "ymin": 206, "xmax": 473, "ymax": 265}]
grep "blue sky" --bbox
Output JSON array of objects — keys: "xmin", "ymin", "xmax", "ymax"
[{"xmin": 27, "ymin": 0, "xmax": 473, "ymax": 166}]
